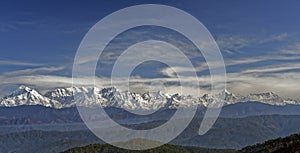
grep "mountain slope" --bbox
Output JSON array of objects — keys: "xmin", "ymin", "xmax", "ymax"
[
  {"xmin": 3, "ymin": 102, "xmax": 300, "ymax": 126},
  {"xmin": 2, "ymin": 114, "xmax": 300, "ymax": 150}
]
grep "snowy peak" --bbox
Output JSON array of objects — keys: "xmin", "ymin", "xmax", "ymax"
[
  {"xmin": 98, "ymin": 88, "xmax": 169, "ymax": 110},
  {"xmin": 243, "ymin": 92, "xmax": 298, "ymax": 105},
  {"xmin": 248, "ymin": 92, "xmax": 279, "ymax": 99},
  {"xmin": 11, "ymin": 85, "xmax": 35, "ymax": 96},
  {"xmin": 200, "ymin": 90, "xmax": 238, "ymax": 105},
  {"xmin": 44, "ymin": 86, "xmax": 102, "ymax": 107},
  {"xmin": 0, "ymin": 85, "xmax": 62, "ymax": 108},
  {"xmin": 221, "ymin": 89, "xmax": 239, "ymax": 104}
]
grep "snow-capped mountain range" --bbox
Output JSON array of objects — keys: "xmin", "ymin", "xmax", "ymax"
[{"xmin": 0, "ymin": 85, "xmax": 299, "ymax": 109}]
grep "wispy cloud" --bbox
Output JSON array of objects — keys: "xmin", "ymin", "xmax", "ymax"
[
  {"xmin": 242, "ymin": 63, "xmax": 300, "ymax": 74},
  {"xmin": 216, "ymin": 35, "xmax": 251, "ymax": 55},
  {"xmin": 216, "ymin": 32, "xmax": 290, "ymax": 56},
  {"xmin": 259, "ymin": 32, "xmax": 289, "ymax": 43},
  {"xmin": 271, "ymin": 32, "xmax": 289, "ymax": 41},
  {"xmin": 279, "ymin": 43, "xmax": 300, "ymax": 56},
  {"xmin": 2, "ymin": 66, "xmax": 66, "ymax": 76},
  {"xmin": 0, "ymin": 59, "xmax": 43, "ymax": 67},
  {"xmin": 1, "ymin": 72, "xmax": 300, "ymax": 98},
  {"xmin": 0, "ymin": 19, "xmax": 36, "ymax": 32}
]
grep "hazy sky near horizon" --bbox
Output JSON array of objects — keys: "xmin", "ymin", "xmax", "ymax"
[{"xmin": 1, "ymin": 0, "xmax": 300, "ymax": 98}]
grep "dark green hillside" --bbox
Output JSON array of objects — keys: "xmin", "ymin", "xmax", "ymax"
[
  {"xmin": 62, "ymin": 133, "xmax": 300, "ymax": 153},
  {"xmin": 239, "ymin": 133, "xmax": 300, "ymax": 153},
  {"xmin": 62, "ymin": 142, "xmax": 235, "ymax": 153}
]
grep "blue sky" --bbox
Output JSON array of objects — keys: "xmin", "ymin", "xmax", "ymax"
[{"xmin": 1, "ymin": 0, "xmax": 300, "ymax": 98}]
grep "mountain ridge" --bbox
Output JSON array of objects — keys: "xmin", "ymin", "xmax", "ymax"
[{"xmin": 0, "ymin": 85, "xmax": 299, "ymax": 109}]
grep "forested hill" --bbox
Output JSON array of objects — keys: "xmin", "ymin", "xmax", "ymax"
[
  {"xmin": 62, "ymin": 133, "xmax": 300, "ymax": 153},
  {"xmin": 61, "ymin": 143, "xmax": 235, "ymax": 153},
  {"xmin": 239, "ymin": 133, "xmax": 300, "ymax": 153}
]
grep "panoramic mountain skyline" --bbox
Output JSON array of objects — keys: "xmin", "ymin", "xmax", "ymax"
[
  {"xmin": 1, "ymin": 0, "xmax": 300, "ymax": 99},
  {"xmin": 2, "ymin": 1, "xmax": 300, "ymax": 152}
]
